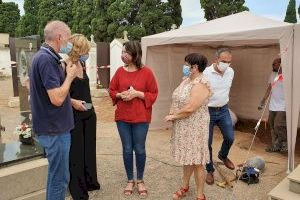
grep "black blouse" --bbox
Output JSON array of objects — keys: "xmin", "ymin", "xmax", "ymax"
[{"xmin": 69, "ymin": 62, "xmax": 93, "ymax": 115}]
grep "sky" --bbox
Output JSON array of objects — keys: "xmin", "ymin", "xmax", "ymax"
[
  {"xmin": 181, "ymin": 0, "xmax": 300, "ymax": 26},
  {"xmin": 3, "ymin": 0, "xmax": 300, "ymax": 27}
]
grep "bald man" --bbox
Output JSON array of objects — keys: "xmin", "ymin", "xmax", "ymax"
[
  {"xmin": 29, "ymin": 21, "xmax": 77, "ymax": 200},
  {"xmin": 259, "ymin": 58, "xmax": 287, "ymax": 153}
]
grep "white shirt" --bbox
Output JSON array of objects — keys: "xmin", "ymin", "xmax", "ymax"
[
  {"xmin": 203, "ymin": 64, "xmax": 234, "ymax": 107},
  {"xmin": 269, "ymin": 72, "xmax": 285, "ymax": 111}
]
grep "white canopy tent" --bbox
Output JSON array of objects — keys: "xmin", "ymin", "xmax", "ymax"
[{"xmin": 141, "ymin": 11, "xmax": 300, "ymax": 172}]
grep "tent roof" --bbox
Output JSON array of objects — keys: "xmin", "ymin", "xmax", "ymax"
[{"xmin": 142, "ymin": 11, "xmax": 293, "ymax": 47}]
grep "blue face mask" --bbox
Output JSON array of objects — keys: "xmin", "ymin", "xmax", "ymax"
[
  {"xmin": 60, "ymin": 42, "xmax": 73, "ymax": 54},
  {"xmin": 182, "ymin": 65, "xmax": 190, "ymax": 76},
  {"xmin": 79, "ymin": 54, "xmax": 89, "ymax": 62}
]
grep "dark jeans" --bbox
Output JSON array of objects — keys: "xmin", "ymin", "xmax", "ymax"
[
  {"xmin": 37, "ymin": 132, "xmax": 71, "ymax": 200},
  {"xmin": 206, "ymin": 105, "xmax": 234, "ymax": 173},
  {"xmin": 268, "ymin": 111, "xmax": 287, "ymax": 149},
  {"xmin": 69, "ymin": 111, "xmax": 99, "ymax": 200},
  {"xmin": 116, "ymin": 121, "xmax": 149, "ymax": 180}
]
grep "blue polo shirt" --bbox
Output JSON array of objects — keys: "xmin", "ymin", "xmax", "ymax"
[{"xmin": 29, "ymin": 47, "xmax": 74, "ymax": 135}]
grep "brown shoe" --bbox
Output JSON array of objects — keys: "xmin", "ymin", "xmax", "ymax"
[
  {"xmin": 206, "ymin": 172, "xmax": 214, "ymax": 185},
  {"xmin": 218, "ymin": 155, "xmax": 235, "ymax": 170}
]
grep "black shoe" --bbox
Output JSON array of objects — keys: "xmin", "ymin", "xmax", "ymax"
[{"xmin": 87, "ymin": 182, "xmax": 101, "ymax": 191}]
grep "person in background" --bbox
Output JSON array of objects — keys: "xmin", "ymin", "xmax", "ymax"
[
  {"xmin": 29, "ymin": 20, "xmax": 77, "ymax": 200},
  {"xmin": 165, "ymin": 53, "xmax": 211, "ymax": 200},
  {"xmin": 66, "ymin": 34, "xmax": 100, "ymax": 200},
  {"xmin": 259, "ymin": 58, "xmax": 287, "ymax": 153},
  {"xmin": 203, "ymin": 48, "xmax": 235, "ymax": 185},
  {"xmin": 109, "ymin": 41, "xmax": 158, "ymax": 197}
]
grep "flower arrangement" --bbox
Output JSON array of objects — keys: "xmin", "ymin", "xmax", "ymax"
[{"xmin": 15, "ymin": 123, "xmax": 34, "ymax": 145}]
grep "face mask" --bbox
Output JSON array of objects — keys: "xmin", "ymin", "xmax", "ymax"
[
  {"xmin": 217, "ymin": 62, "xmax": 230, "ymax": 72},
  {"xmin": 80, "ymin": 54, "xmax": 89, "ymax": 62},
  {"xmin": 121, "ymin": 54, "xmax": 132, "ymax": 64},
  {"xmin": 60, "ymin": 42, "xmax": 73, "ymax": 54},
  {"xmin": 182, "ymin": 65, "xmax": 190, "ymax": 76}
]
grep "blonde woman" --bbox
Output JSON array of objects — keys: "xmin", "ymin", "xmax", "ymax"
[{"xmin": 67, "ymin": 34, "xmax": 100, "ymax": 200}]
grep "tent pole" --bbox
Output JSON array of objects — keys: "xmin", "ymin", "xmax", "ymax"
[{"xmin": 288, "ymin": 28, "xmax": 295, "ymax": 172}]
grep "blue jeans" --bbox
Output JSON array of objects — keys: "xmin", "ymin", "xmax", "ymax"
[
  {"xmin": 206, "ymin": 105, "xmax": 234, "ymax": 173},
  {"xmin": 116, "ymin": 121, "xmax": 149, "ymax": 180},
  {"xmin": 37, "ymin": 132, "xmax": 71, "ymax": 200}
]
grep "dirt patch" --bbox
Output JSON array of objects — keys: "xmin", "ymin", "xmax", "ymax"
[
  {"xmin": 93, "ymin": 96, "xmax": 115, "ymax": 123},
  {"xmin": 235, "ymin": 118, "xmax": 300, "ymax": 154}
]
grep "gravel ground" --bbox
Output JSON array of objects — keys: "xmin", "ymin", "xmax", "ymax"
[
  {"xmin": 1, "ymin": 77, "xmax": 299, "ymax": 200},
  {"xmin": 80, "ymin": 122, "xmax": 294, "ymax": 200}
]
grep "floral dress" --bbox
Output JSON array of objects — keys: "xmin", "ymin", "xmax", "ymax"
[{"xmin": 170, "ymin": 75, "xmax": 211, "ymax": 165}]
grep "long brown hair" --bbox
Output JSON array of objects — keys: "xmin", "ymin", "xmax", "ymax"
[{"xmin": 123, "ymin": 41, "xmax": 143, "ymax": 69}]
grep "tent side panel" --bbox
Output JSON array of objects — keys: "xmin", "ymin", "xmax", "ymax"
[
  {"xmin": 280, "ymin": 28, "xmax": 295, "ymax": 171},
  {"xmin": 291, "ymin": 25, "xmax": 300, "ymax": 168},
  {"xmin": 229, "ymin": 46, "xmax": 280, "ymax": 119},
  {"xmin": 146, "ymin": 46, "xmax": 172, "ymax": 129}
]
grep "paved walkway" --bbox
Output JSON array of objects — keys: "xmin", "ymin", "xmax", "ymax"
[
  {"xmin": 80, "ymin": 121, "xmax": 293, "ymax": 200},
  {"xmin": 0, "ymin": 78, "xmax": 295, "ymax": 200}
]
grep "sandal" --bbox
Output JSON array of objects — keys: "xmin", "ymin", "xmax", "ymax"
[
  {"xmin": 124, "ymin": 180, "xmax": 135, "ymax": 196},
  {"xmin": 137, "ymin": 181, "xmax": 148, "ymax": 198},
  {"xmin": 173, "ymin": 186, "xmax": 189, "ymax": 200},
  {"xmin": 196, "ymin": 194, "xmax": 206, "ymax": 200}
]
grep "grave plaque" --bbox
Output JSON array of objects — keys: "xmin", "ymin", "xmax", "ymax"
[
  {"xmin": 0, "ymin": 36, "xmax": 43, "ymax": 167},
  {"xmin": 14, "ymin": 36, "xmax": 40, "ymax": 125}
]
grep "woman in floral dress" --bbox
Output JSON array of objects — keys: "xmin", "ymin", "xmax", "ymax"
[{"xmin": 165, "ymin": 53, "xmax": 211, "ymax": 200}]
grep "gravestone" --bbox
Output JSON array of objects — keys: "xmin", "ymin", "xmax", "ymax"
[
  {"xmin": 109, "ymin": 31, "xmax": 128, "ymax": 80},
  {"xmin": 0, "ymin": 36, "xmax": 43, "ymax": 167},
  {"xmin": 9, "ymin": 37, "xmax": 18, "ymax": 97},
  {"xmin": 0, "ymin": 141, "xmax": 43, "ymax": 168},
  {"xmin": 86, "ymin": 34, "xmax": 97, "ymax": 88},
  {"xmin": 97, "ymin": 42, "xmax": 110, "ymax": 88},
  {"xmin": 14, "ymin": 36, "xmax": 40, "ymax": 125}
]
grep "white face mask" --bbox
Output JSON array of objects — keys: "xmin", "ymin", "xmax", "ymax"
[{"xmin": 217, "ymin": 62, "xmax": 230, "ymax": 72}]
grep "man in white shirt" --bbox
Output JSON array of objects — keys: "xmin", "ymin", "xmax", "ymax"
[
  {"xmin": 203, "ymin": 48, "xmax": 235, "ymax": 185},
  {"xmin": 259, "ymin": 58, "xmax": 287, "ymax": 153}
]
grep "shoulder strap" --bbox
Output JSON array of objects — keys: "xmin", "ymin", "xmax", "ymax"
[{"xmin": 80, "ymin": 60, "xmax": 86, "ymax": 71}]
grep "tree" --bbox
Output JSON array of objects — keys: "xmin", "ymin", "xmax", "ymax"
[
  {"xmin": 200, "ymin": 0, "xmax": 248, "ymax": 21},
  {"xmin": 13, "ymin": 0, "xmax": 183, "ymax": 41},
  {"xmin": 106, "ymin": 0, "xmax": 182, "ymax": 41},
  {"xmin": 284, "ymin": 0, "xmax": 297, "ymax": 23},
  {"xmin": 16, "ymin": 0, "xmax": 40, "ymax": 37},
  {"xmin": 91, "ymin": 0, "xmax": 111, "ymax": 42},
  {"xmin": 37, "ymin": 0, "xmax": 73, "ymax": 37},
  {"xmin": 0, "ymin": 2, "xmax": 20, "ymax": 36},
  {"xmin": 24, "ymin": 0, "xmax": 39, "ymax": 16},
  {"xmin": 72, "ymin": 0, "xmax": 95, "ymax": 39},
  {"xmin": 167, "ymin": 0, "xmax": 182, "ymax": 27},
  {"xmin": 137, "ymin": 0, "xmax": 173, "ymax": 36}
]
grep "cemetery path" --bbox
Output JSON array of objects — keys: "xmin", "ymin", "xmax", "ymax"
[{"xmin": 0, "ymin": 77, "xmax": 299, "ymax": 200}]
